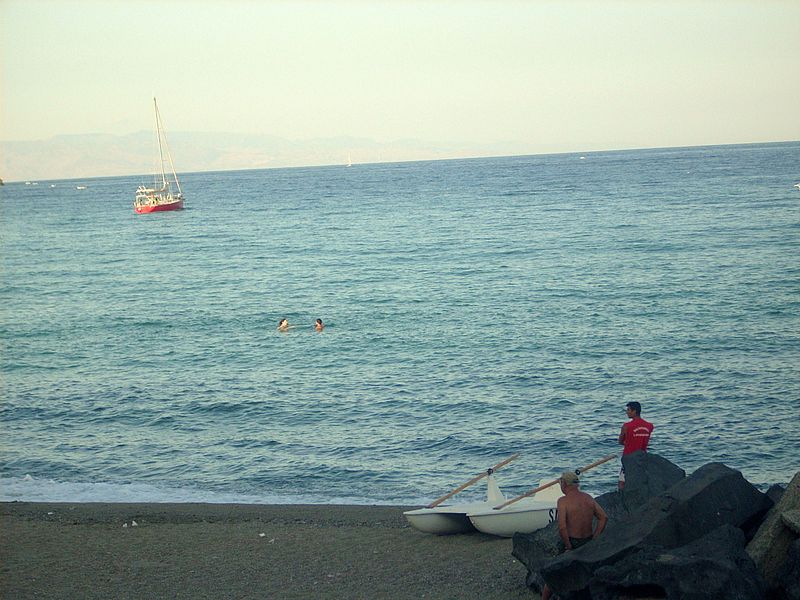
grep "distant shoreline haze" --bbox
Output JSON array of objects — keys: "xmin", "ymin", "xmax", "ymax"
[
  {"xmin": 2, "ymin": 133, "xmax": 797, "ymax": 183},
  {"xmin": 1, "ymin": 131, "xmax": 532, "ymax": 182}
]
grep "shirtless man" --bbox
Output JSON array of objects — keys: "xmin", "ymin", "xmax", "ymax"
[{"xmin": 541, "ymin": 471, "xmax": 607, "ymax": 600}]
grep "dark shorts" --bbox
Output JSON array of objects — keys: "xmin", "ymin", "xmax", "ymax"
[{"xmin": 569, "ymin": 536, "xmax": 592, "ymax": 549}]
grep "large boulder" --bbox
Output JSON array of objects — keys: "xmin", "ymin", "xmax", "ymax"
[
  {"xmin": 766, "ymin": 483, "xmax": 786, "ymax": 506},
  {"xmin": 783, "ymin": 509, "xmax": 800, "ymax": 534},
  {"xmin": 620, "ymin": 451, "xmax": 686, "ymax": 511},
  {"xmin": 747, "ymin": 471, "xmax": 800, "ymax": 593},
  {"xmin": 772, "ymin": 537, "xmax": 800, "ymax": 600},
  {"xmin": 540, "ymin": 463, "xmax": 773, "ymax": 598},
  {"xmin": 511, "ymin": 521, "xmax": 561, "ymax": 591},
  {"xmin": 589, "ymin": 525, "xmax": 765, "ymax": 600}
]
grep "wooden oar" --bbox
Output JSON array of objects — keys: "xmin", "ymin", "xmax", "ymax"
[
  {"xmin": 493, "ymin": 453, "xmax": 617, "ymax": 510},
  {"xmin": 427, "ymin": 453, "xmax": 520, "ymax": 508}
]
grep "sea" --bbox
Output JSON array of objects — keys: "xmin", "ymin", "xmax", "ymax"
[{"xmin": 2, "ymin": 142, "xmax": 799, "ymax": 506}]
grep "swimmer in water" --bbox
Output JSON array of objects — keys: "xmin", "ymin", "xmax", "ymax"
[
  {"xmin": 278, "ymin": 318, "xmax": 290, "ymax": 332},
  {"xmin": 315, "ymin": 318, "xmax": 324, "ymax": 332}
]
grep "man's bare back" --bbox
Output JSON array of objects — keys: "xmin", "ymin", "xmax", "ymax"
[
  {"xmin": 556, "ymin": 474, "xmax": 607, "ymax": 550},
  {"xmin": 558, "ymin": 491, "xmax": 603, "ymax": 540}
]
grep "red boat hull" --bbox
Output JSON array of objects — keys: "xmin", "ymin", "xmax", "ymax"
[{"xmin": 134, "ymin": 199, "xmax": 184, "ymax": 214}]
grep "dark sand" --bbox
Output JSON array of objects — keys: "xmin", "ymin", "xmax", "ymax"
[{"xmin": 1, "ymin": 502, "xmax": 534, "ymax": 599}]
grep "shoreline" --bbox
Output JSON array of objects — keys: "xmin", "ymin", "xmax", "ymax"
[{"xmin": 1, "ymin": 501, "xmax": 533, "ymax": 599}]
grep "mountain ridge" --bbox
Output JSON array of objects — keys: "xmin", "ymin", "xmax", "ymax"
[{"xmin": 0, "ymin": 131, "xmax": 528, "ymax": 182}]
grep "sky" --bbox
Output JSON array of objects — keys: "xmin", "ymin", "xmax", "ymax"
[{"xmin": 2, "ymin": 0, "xmax": 799, "ymax": 157}]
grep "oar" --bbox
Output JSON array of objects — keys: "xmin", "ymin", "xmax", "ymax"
[
  {"xmin": 493, "ymin": 453, "xmax": 617, "ymax": 510},
  {"xmin": 427, "ymin": 453, "xmax": 520, "ymax": 508}
]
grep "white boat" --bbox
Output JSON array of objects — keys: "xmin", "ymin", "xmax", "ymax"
[
  {"xmin": 467, "ymin": 478, "xmax": 563, "ymax": 537},
  {"xmin": 404, "ymin": 473, "xmax": 507, "ymax": 535}
]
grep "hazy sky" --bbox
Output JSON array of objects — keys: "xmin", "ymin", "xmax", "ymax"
[{"xmin": 2, "ymin": 0, "xmax": 799, "ymax": 154}]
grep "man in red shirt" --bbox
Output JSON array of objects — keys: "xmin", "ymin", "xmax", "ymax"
[{"xmin": 618, "ymin": 401, "xmax": 654, "ymax": 489}]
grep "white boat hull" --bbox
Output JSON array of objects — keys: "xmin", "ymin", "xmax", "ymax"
[
  {"xmin": 404, "ymin": 501, "xmax": 492, "ymax": 534},
  {"xmin": 404, "ymin": 473, "xmax": 507, "ymax": 535},
  {"xmin": 468, "ymin": 499, "xmax": 558, "ymax": 537}
]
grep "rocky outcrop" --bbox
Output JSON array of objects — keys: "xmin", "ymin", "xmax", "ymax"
[
  {"xmin": 766, "ymin": 483, "xmax": 786, "ymax": 506},
  {"xmin": 747, "ymin": 471, "xmax": 800, "ymax": 597},
  {"xmin": 538, "ymin": 462, "xmax": 772, "ymax": 598},
  {"xmin": 511, "ymin": 520, "xmax": 561, "ymax": 592},
  {"xmin": 772, "ymin": 537, "xmax": 800, "ymax": 600},
  {"xmin": 620, "ymin": 450, "xmax": 686, "ymax": 510},
  {"xmin": 589, "ymin": 525, "xmax": 765, "ymax": 600}
]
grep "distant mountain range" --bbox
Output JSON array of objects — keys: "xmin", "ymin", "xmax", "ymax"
[{"xmin": 0, "ymin": 131, "xmax": 531, "ymax": 182}]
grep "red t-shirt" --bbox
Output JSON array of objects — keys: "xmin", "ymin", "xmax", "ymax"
[{"xmin": 621, "ymin": 417, "xmax": 654, "ymax": 455}]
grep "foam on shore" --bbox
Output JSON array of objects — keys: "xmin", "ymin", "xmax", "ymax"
[{"xmin": 0, "ymin": 475, "xmax": 426, "ymax": 506}]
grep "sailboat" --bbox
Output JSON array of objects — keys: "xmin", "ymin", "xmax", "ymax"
[{"xmin": 134, "ymin": 97, "xmax": 184, "ymax": 214}]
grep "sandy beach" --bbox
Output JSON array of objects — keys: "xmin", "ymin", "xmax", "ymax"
[{"xmin": 1, "ymin": 502, "xmax": 533, "ymax": 600}]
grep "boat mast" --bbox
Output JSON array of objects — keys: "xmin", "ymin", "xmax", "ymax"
[
  {"xmin": 153, "ymin": 97, "xmax": 168, "ymax": 189},
  {"xmin": 154, "ymin": 97, "xmax": 183, "ymax": 196}
]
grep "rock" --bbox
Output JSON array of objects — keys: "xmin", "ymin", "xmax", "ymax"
[
  {"xmin": 594, "ymin": 489, "xmax": 630, "ymax": 523},
  {"xmin": 512, "ymin": 521, "xmax": 562, "ymax": 592},
  {"xmin": 540, "ymin": 462, "xmax": 772, "ymax": 598},
  {"xmin": 766, "ymin": 484, "xmax": 785, "ymax": 506},
  {"xmin": 782, "ymin": 509, "xmax": 800, "ymax": 535},
  {"xmin": 620, "ymin": 451, "xmax": 686, "ymax": 511},
  {"xmin": 747, "ymin": 471, "xmax": 800, "ymax": 589},
  {"xmin": 590, "ymin": 525, "xmax": 765, "ymax": 600},
  {"xmin": 772, "ymin": 537, "xmax": 800, "ymax": 600}
]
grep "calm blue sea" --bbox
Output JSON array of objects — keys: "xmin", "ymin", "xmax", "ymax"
[{"xmin": 2, "ymin": 142, "xmax": 799, "ymax": 505}]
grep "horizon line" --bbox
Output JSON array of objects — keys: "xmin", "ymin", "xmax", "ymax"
[{"xmin": 2, "ymin": 139, "xmax": 797, "ymax": 185}]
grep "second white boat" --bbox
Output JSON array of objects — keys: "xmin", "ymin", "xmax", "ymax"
[{"xmin": 467, "ymin": 478, "xmax": 563, "ymax": 537}]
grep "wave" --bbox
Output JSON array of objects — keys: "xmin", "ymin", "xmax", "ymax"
[{"xmin": 0, "ymin": 475, "xmax": 403, "ymax": 505}]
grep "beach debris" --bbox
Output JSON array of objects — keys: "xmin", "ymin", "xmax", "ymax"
[
  {"xmin": 47, "ymin": 512, "xmax": 54, "ymax": 516},
  {"xmin": 122, "ymin": 523, "xmax": 128, "ymax": 528},
  {"xmin": 131, "ymin": 520, "xmax": 138, "ymax": 527},
  {"xmin": 269, "ymin": 538, "xmax": 275, "ymax": 544}
]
